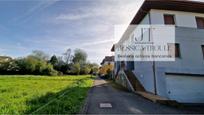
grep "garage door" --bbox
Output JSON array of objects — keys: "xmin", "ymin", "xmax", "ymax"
[{"xmin": 166, "ymin": 74, "xmax": 204, "ymax": 103}]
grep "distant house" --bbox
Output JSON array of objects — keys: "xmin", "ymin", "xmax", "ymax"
[
  {"xmin": 113, "ymin": 0, "xmax": 204, "ymax": 103},
  {"xmin": 99, "ymin": 56, "xmax": 114, "ymax": 78}
]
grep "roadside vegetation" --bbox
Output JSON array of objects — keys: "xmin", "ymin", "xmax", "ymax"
[
  {"xmin": 0, "ymin": 49, "xmax": 99, "ymax": 76},
  {"xmin": 0, "ymin": 75, "xmax": 94, "ymax": 114},
  {"xmin": 0, "ymin": 49, "xmax": 97, "ymax": 114}
]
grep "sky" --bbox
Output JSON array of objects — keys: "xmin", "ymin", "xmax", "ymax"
[{"xmin": 0, "ymin": 0, "xmax": 144, "ymax": 64}]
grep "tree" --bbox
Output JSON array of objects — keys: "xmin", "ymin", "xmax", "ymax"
[
  {"xmin": 14, "ymin": 56, "xmax": 58, "ymax": 76},
  {"xmin": 106, "ymin": 69, "xmax": 112, "ymax": 79},
  {"xmin": 72, "ymin": 49, "xmax": 87, "ymax": 64},
  {"xmin": 31, "ymin": 50, "xmax": 49, "ymax": 61},
  {"xmin": 23, "ymin": 56, "xmax": 38, "ymax": 73},
  {"xmin": 70, "ymin": 63, "xmax": 80, "ymax": 75},
  {"xmin": 51, "ymin": 56, "xmax": 68, "ymax": 74},
  {"xmin": 0, "ymin": 60, "xmax": 13, "ymax": 74},
  {"xmin": 63, "ymin": 49, "xmax": 72, "ymax": 64},
  {"xmin": 89, "ymin": 63, "xmax": 99, "ymax": 74},
  {"xmin": 49, "ymin": 55, "xmax": 58, "ymax": 66},
  {"xmin": 42, "ymin": 64, "xmax": 58, "ymax": 76},
  {"xmin": 80, "ymin": 63, "xmax": 91, "ymax": 75}
]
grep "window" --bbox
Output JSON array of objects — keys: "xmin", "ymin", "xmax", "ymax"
[
  {"xmin": 201, "ymin": 45, "xmax": 204, "ymax": 59},
  {"xmin": 164, "ymin": 14, "xmax": 175, "ymax": 25},
  {"xmin": 196, "ymin": 17, "xmax": 204, "ymax": 29},
  {"xmin": 168, "ymin": 43, "xmax": 181, "ymax": 58},
  {"xmin": 175, "ymin": 44, "xmax": 181, "ymax": 58}
]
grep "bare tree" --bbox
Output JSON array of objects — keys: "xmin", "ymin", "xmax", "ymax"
[{"xmin": 63, "ymin": 48, "xmax": 72, "ymax": 64}]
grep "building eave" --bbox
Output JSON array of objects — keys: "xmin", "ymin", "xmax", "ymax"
[
  {"xmin": 131, "ymin": 0, "xmax": 204, "ymax": 25},
  {"xmin": 117, "ymin": 0, "xmax": 204, "ymax": 45},
  {"xmin": 111, "ymin": 44, "xmax": 115, "ymax": 52}
]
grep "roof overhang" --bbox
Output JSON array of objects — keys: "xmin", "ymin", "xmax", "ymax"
[
  {"xmin": 117, "ymin": 0, "xmax": 204, "ymax": 45},
  {"xmin": 111, "ymin": 44, "xmax": 115, "ymax": 52},
  {"xmin": 131, "ymin": 0, "xmax": 204, "ymax": 25}
]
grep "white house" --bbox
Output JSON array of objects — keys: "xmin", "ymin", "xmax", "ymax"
[
  {"xmin": 114, "ymin": 0, "xmax": 204, "ymax": 103},
  {"xmin": 99, "ymin": 56, "xmax": 114, "ymax": 77},
  {"xmin": 100, "ymin": 56, "xmax": 114, "ymax": 66}
]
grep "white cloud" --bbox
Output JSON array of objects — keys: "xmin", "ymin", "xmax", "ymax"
[
  {"xmin": 78, "ymin": 39, "xmax": 114, "ymax": 47},
  {"xmin": 56, "ymin": 13, "xmax": 93, "ymax": 21},
  {"xmin": 13, "ymin": 0, "xmax": 60, "ymax": 24},
  {"xmin": 54, "ymin": 0, "xmax": 144, "ymax": 23},
  {"xmin": 39, "ymin": 0, "xmax": 144, "ymax": 64},
  {"xmin": 6, "ymin": 0, "xmax": 144, "ymax": 64}
]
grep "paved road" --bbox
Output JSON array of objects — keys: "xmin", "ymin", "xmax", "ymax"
[{"xmin": 83, "ymin": 77, "xmax": 204, "ymax": 114}]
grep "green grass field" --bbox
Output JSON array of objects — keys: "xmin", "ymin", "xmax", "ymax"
[{"xmin": 0, "ymin": 75, "xmax": 94, "ymax": 114}]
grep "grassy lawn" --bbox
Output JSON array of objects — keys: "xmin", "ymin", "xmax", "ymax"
[{"xmin": 0, "ymin": 75, "xmax": 94, "ymax": 114}]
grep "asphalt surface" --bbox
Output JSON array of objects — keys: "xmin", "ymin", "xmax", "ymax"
[{"xmin": 83, "ymin": 77, "xmax": 204, "ymax": 114}]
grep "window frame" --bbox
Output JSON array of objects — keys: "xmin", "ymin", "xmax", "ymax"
[
  {"xmin": 168, "ymin": 43, "xmax": 181, "ymax": 58},
  {"xmin": 201, "ymin": 45, "xmax": 204, "ymax": 59},
  {"xmin": 175, "ymin": 43, "xmax": 181, "ymax": 58},
  {"xmin": 164, "ymin": 14, "xmax": 176, "ymax": 25},
  {"xmin": 196, "ymin": 17, "xmax": 204, "ymax": 29}
]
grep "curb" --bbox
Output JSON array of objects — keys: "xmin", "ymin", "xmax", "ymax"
[
  {"xmin": 134, "ymin": 91, "xmax": 182, "ymax": 108},
  {"xmin": 79, "ymin": 88, "xmax": 92, "ymax": 114},
  {"xmin": 79, "ymin": 76, "xmax": 96, "ymax": 114}
]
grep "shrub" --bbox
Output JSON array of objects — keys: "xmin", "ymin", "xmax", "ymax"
[
  {"xmin": 0, "ymin": 56, "xmax": 58, "ymax": 76},
  {"xmin": 106, "ymin": 69, "xmax": 112, "ymax": 79},
  {"xmin": 80, "ymin": 64, "xmax": 91, "ymax": 75},
  {"xmin": 42, "ymin": 64, "xmax": 58, "ymax": 76},
  {"xmin": 70, "ymin": 63, "xmax": 80, "ymax": 75}
]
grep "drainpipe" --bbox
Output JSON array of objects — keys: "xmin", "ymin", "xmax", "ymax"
[
  {"xmin": 133, "ymin": 6, "xmax": 158, "ymax": 95},
  {"xmin": 148, "ymin": 12, "xmax": 157, "ymax": 95},
  {"xmin": 138, "ymin": 8, "xmax": 158, "ymax": 95}
]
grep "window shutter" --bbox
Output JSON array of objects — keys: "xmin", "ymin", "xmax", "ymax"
[
  {"xmin": 196, "ymin": 17, "xmax": 204, "ymax": 29},
  {"xmin": 164, "ymin": 15, "xmax": 175, "ymax": 25},
  {"xmin": 168, "ymin": 43, "xmax": 180, "ymax": 58},
  {"xmin": 175, "ymin": 44, "xmax": 180, "ymax": 58},
  {"xmin": 201, "ymin": 45, "xmax": 204, "ymax": 59}
]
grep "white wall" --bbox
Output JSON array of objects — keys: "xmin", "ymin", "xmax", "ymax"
[
  {"xmin": 133, "ymin": 62, "xmax": 155, "ymax": 93},
  {"xmin": 131, "ymin": 10, "xmax": 204, "ymax": 101},
  {"xmin": 149, "ymin": 9, "xmax": 204, "ymax": 102},
  {"xmin": 120, "ymin": 9, "xmax": 204, "ymax": 102},
  {"xmin": 166, "ymin": 75, "xmax": 204, "ymax": 103},
  {"xmin": 130, "ymin": 13, "xmax": 156, "ymax": 93},
  {"xmin": 150, "ymin": 9, "xmax": 204, "ymax": 28},
  {"xmin": 116, "ymin": 13, "xmax": 156, "ymax": 93},
  {"xmin": 156, "ymin": 28, "xmax": 204, "ymax": 69},
  {"xmin": 123, "ymin": 14, "xmax": 150, "ymax": 46},
  {"xmin": 149, "ymin": 9, "xmax": 204, "ymax": 70},
  {"xmin": 140, "ymin": 14, "xmax": 150, "ymax": 24},
  {"xmin": 155, "ymin": 28, "xmax": 204, "ymax": 99}
]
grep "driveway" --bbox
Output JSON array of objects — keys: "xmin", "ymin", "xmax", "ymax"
[{"xmin": 82, "ymin": 77, "xmax": 204, "ymax": 114}]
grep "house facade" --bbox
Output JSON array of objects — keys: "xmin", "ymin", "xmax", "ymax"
[
  {"xmin": 99, "ymin": 56, "xmax": 114, "ymax": 77},
  {"xmin": 113, "ymin": 0, "xmax": 204, "ymax": 103}
]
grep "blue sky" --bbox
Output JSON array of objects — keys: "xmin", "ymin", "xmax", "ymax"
[{"xmin": 0, "ymin": 0, "xmax": 144, "ymax": 64}]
